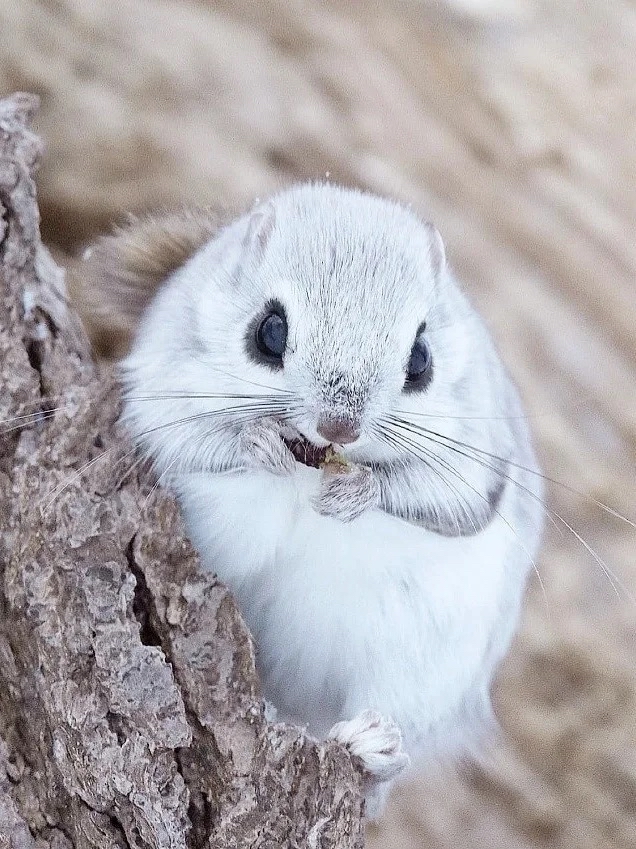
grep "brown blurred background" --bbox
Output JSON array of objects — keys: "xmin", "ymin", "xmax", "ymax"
[{"xmin": 2, "ymin": 0, "xmax": 635, "ymax": 846}]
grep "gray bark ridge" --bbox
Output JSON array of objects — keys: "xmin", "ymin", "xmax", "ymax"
[{"xmin": 0, "ymin": 92, "xmax": 363, "ymax": 849}]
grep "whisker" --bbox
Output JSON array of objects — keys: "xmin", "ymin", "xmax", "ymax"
[
  {"xmin": 2, "ymin": 387, "xmax": 296, "ymax": 436},
  {"xmin": 114, "ymin": 452, "xmax": 151, "ymax": 491},
  {"xmin": 374, "ymin": 424, "xmax": 479, "ymax": 535},
  {"xmin": 41, "ymin": 445, "xmax": 134, "ymax": 515},
  {"xmin": 125, "ymin": 401, "xmax": 294, "ymax": 441},
  {"xmin": 387, "ymin": 416, "xmax": 631, "ymax": 603},
  {"xmin": 138, "ymin": 406, "xmax": 305, "ymax": 507},
  {"xmin": 192, "ymin": 363, "xmax": 295, "ymax": 396},
  {"xmin": 388, "ymin": 413, "xmax": 636, "ymax": 530},
  {"xmin": 138, "ymin": 424, "xmax": 217, "ymax": 512},
  {"xmin": 398, "ymin": 411, "xmax": 538, "ymax": 422},
  {"xmin": 125, "ymin": 391, "xmax": 293, "ymax": 402},
  {"xmin": 0, "ymin": 406, "xmax": 64, "ymax": 434},
  {"xmin": 379, "ymin": 421, "xmax": 548, "ymax": 607},
  {"xmin": 41, "ymin": 400, "xmax": 301, "ymax": 514}
]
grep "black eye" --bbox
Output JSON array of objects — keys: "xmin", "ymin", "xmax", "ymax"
[
  {"xmin": 404, "ymin": 328, "xmax": 433, "ymax": 392},
  {"xmin": 255, "ymin": 309, "xmax": 287, "ymax": 362}
]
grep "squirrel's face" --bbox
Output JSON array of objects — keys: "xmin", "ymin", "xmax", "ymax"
[
  {"xmin": 188, "ymin": 184, "xmax": 476, "ymax": 463},
  {"xmin": 119, "ymin": 184, "xmax": 516, "ymax": 533}
]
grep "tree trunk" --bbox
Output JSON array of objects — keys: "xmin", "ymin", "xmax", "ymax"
[{"xmin": 0, "ymin": 92, "xmax": 363, "ymax": 849}]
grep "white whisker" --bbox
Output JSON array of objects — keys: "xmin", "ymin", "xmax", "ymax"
[
  {"xmin": 386, "ymin": 414, "xmax": 631, "ymax": 603},
  {"xmin": 378, "ymin": 420, "xmax": 549, "ymax": 610}
]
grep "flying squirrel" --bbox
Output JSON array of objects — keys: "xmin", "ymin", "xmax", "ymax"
[{"xmin": 83, "ymin": 183, "xmax": 544, "ymax": 819}]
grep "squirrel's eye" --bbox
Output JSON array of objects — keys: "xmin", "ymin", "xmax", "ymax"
[
  {"xmin": 404, "ymin": 329, "xmax": 432, "ymax": 391},
  {"xmin": 256, "ymin": 310, "xmax": 287, "ymax": 361}
]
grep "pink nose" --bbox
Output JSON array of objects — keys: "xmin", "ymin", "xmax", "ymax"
[{"xmin": 316, "ymin": 416, "xmax": 360, "ymax": 445}]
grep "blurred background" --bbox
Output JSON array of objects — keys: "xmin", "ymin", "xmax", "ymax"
[{"xmin": 1, "ymin": 0, "xmax": 635, "ymax": 846}]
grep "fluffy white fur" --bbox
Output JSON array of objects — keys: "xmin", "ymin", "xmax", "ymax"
[{"xmin": 120, "ymin": 183, "xmax": 544, "ymax": 818}]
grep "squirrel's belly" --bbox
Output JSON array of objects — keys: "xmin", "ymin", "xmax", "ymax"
[{"xmin": 176, "ymin": 468, "xmax": 529, "ymax": 746}]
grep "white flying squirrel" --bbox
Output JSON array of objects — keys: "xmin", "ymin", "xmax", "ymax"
[{"xmin": 85, "ymin": 183, "xmax": 544, "ymax": 818}]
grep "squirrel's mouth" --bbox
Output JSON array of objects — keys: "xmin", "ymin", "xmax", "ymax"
[{"xmin": 282, "ymin": 434, "xmax": 329, "ymax": 468}]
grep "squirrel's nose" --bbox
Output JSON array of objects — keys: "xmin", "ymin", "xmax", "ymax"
[{"xmin": 316, "ymin": 416, "xmax": 360, "ymax": 445}]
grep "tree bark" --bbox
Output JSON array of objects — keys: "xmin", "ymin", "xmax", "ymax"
[{"xmin": 0, "ymin": 93, "xmax": 363, "ymax": 849}]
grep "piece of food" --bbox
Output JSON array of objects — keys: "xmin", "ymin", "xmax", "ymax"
[
  {"xmin": 281, "ymin": 434, "xmax": 352, "ymax": 471},
  {"xmin": 319, "ymin": 445, "xmax": 352, "ymax": 473}
]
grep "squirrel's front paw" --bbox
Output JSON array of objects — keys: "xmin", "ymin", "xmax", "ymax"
[
  {"xmin": 329, "ymin": 710, "xmax": 409, "ymax": 781},
  {"xmin": 239, "ymin": 418, "xmax": 295, "ymax": 475},
  {"xmin": 314, "ymin": 464, "xmax": 379, "ymax": 521}
]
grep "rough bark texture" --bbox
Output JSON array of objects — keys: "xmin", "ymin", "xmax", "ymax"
[{"xmin": 0, "ymin": 93, "xmax": 363, "ymax": 849}]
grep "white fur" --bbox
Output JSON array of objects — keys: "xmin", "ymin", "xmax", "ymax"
[{"xmin": 120, "ymin": 183, "xmax": 544, "ymax": 818}]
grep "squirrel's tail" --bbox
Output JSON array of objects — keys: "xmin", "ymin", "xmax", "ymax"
[{"xmin": 69, "ymin": 207, "xmax": 221, "ymax": 359}]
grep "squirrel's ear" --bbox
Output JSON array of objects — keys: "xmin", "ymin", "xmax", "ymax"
[
  {"xmin": 75, "ymin": 208, "xmax": 218, "ymax": 359},
  {"xmin": 422, "ymin": 221, "xmax": 446, "ymax": 278},
  {"xmin": 242, "ymin": 202, "xmax": 276, "ymax": 259}
]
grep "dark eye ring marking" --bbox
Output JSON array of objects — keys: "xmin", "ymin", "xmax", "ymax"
[
  {"xmin": 404, "ymin": 322, "xmax": 433, "ymax": 392},
  {"xmin": 245, "ymin": 299, "xmax": 287, "ymax": 369}
]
